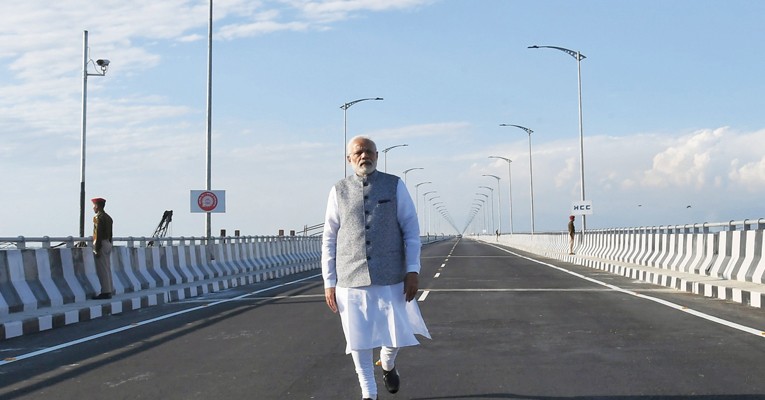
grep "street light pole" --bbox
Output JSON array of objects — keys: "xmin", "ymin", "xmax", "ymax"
[
  {"xmin": 402, "ymin": 167, "xmax": 424, "ymax": 185},
  {"xmin": 382, "ymin": 144, "xmax": 408, "ymax": 172},
  {"xmin": 529, "ymin": 44, "xmax": 587, "ymax": 232},
  {"xmin": 489, "ymin": 156, "xmax": 513, "ymax": 234},
  {"xmin": 500, "ymin": 124, "xmax": 535, "ymax": 234},
  {"xmin": 483, "ymin": 174, "xmax": 501, "ymax": 235},
  {"xmin": 474, "ymin": 196, "xmax": 488, "ymax": 234},
  {"xmin": 422, "ymin": 191, "xmax": 436, "ymax": 235},
  {"xmin": 80, "ymin": 30, "xmax": 110, "ymax": 238},
  {"xmin": 479, "ymin": 186, "xmax": 495, "ymax": 234},
  {"xmin": 426, "ymin": 194, "xmax": 440, "ymax": 234},
  {"xmin": 414, "ymin": 181, "xmax": 432, "ymax": 234},
  {"xmin": 340, "ymin": 97, "xmax": 383, "ymax": 178}
]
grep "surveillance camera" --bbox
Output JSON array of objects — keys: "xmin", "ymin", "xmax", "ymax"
[{"xmin": 96, "ymin": 59, "xmax": 110, "ymax": 67}]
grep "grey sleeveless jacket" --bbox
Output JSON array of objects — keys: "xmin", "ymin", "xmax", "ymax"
[{"xmin": 334, "ymin": 171, "xmax": 406, "ymax": 287}]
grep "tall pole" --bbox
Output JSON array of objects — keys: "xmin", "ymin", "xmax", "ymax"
[
  {"xmin": 205, "ymin": 0, "xmax": 213, "ymax": 240},
  {"xmin": 79, "ymin": 31, "xmax": 89, "ymax": 238},
  {"xmin": 483, "ymin": 174, "xmax": 501, "ymax": 234},
  {"xmin": 80, "ymin": 30, "xmax": 108, "ymax": 238},
  {"xmin": 414, "ymin": 181, "xmax": 431, "ymax": 234},
  {"xmin": 479, "ymin": 186, "xmax": 495, "ymax": 233},
  {"xmin": 576, "ymin": 50, "xmax": 586, "ymax": 232},
  {"xmin": 500, "ymin": 124, "xmax": 535, "ymax": 234},
  {"xmin": 422, "ymin": 191, "xmax": 436, "ymax": 235},
  {"xmin": 489, "ymin": 156, "xmax": 513, "ymax": 234},
  {"xmin": 529, "ymin": 44, "xmax": 587, "ymax": 232},
  {"xmin": 340, "ymin": 97, "xmax": 383, "ymax": 178}
]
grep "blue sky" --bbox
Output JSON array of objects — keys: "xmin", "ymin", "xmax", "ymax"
[{"xmin": 1, "ymin": 0, "xmax": 764, "ymax": 238}]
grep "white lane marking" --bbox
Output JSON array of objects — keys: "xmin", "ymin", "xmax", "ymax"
[
  {"xmin": 485, "ymin": 243, "xmax": 765, "ymax": 338},
  {"xmin": 0, "ymin": 274, "xmax": 323, "ymax": 366},
  {"xmin": 434, "ymin": 273, "xmax": 441, "ymax": 278},
  {"xmin": 440, "ymin": 263, "xmax": 446, "ymax": 269},
  {"xmin": 418, "ymin": 291, "xmax": 430, "ymax": 302}
]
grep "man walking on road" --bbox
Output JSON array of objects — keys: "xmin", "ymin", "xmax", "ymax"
[
  {"xmin": 92, "ymin": 197, "xmax": 114, "ymax": 299},
  {"xmin": 322, "ymin": 135, "xmax": 430, "ymax": 400}
]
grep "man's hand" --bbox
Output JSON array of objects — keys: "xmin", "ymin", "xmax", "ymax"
[
  {"xmin": 325, "ymin": 287, "xmax": 338, "ymax": 313},
  {"xmin": 404, "ymin": 272, "xmax": 419, "ymax": 302}
]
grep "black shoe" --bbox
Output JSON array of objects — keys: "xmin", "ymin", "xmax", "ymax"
[
  {"xmin": 383, "ymin": 367, "xmax": 400, "ymax": 394},
  {"xmin": 93, "ymin": 293, "xmax": 112, "ymax": 300}
]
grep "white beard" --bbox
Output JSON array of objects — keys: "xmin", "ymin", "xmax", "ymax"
[{"xmin": 353, "ymin": 161, "xmax": 377, "ymax": 176}]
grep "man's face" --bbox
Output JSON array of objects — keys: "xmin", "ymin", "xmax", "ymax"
[{"xmin": 347, "ymin": 139, "xmax": 378, "ymax": 176}]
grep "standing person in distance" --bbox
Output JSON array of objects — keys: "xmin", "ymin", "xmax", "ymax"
[
  {"xmin": 568, "ymin": 215, "xmax": 576, "ymax": 255},
  {"xmin": 91, "ymin": 197, "xmax": 114, "ymax": 300},
  {"xmin": 322, "ymin": 136, "xmax": 431, "ymax": 400}
]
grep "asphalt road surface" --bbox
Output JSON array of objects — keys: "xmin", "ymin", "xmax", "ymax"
[{"xmin": 2, "ymin": 238, "xmax": 765, "ymax": 400}]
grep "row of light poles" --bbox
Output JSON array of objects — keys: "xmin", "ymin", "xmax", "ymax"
[{"xmin": 478, "ymin": 44, "xmax": 587, "ymax": 236}]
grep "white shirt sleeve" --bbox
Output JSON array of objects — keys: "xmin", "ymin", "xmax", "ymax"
[
  {"xmin": 321, "ymin": 186, "xmax": 340, "ymax": 288},
  {"xmin": 397, "ymin": 179, "xmax": 422, "ymax": 274}
]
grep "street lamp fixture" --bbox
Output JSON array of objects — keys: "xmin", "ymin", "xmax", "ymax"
[
  {"xmin": 382, "ymin": 144, "xmax": 408, "ymax": 172},
  {"xmin": 79, "ymin": 30, "xmax": 110, "ymax": 238},
  {"xmin": 529, "ymin": 44, "xmax": 587, "ymax": 232},
  {"xmin": 500, "ymin": 124, "xmax": 535, "ymax": 234},
  {"xmin": 340, "ymin": 97, "xmax": 384, "ymax": 177},
  {"xmin": 489, "ymin": 156, "xmax": 513, "ymax": 234}
]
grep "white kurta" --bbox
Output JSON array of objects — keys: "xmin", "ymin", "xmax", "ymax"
[{"xmin": 322, "ymin": 177, "xmax": 431, "ymax": 353}]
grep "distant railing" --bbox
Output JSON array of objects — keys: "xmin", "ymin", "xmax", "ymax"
[
  {"xmin": 574, "ymin": 218, "xmax": 765, "ymax": 235},
  {"xmin": 0, "ymin": 235, "xmax": 307, "ymax": 250}
]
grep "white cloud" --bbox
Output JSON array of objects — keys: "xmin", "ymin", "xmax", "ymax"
[
  {"xmin": 730, "ymin": 157, "xmax": 765, "ymax": 187},
  {"xmin": 640, "ymin": 128, "xmax": 724, "ymax": 189}
]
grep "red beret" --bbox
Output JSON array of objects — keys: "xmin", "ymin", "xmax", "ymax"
[{"xmin": 91, "ymin": 197, "xmax": 106, "ymax": 204}]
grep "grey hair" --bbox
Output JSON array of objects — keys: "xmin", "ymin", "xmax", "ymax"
[{"xmin": 346, "ymin": 135, "xmax": 377, "ymax": 155}]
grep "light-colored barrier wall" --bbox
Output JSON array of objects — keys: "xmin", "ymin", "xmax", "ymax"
[
  {"xmin": 472, "ymin": 219, "xmax": 765, "ymax": 307},
  {"xmin": 0, "ymin": 236, "xmax": 322, "ymax": 320},
  {"xmin": 0, "ymin": 234, "xmax": 450, "ymax": 340}
]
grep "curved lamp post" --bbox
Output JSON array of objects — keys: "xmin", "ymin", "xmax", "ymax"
[
  {"xmin": 403, "ymin": 167, "xmax": 424, "ymax": 185},
  {"xmin": 414, "ymin": 181, "xmax": 432, "ymax": 234},
  {"xmin": 422, "ymin": 191, "xmax": 437, "ymax": 233},
  {"xmin": 483, "ymin": 174, "xmax": 502, "ymax": 235},
  {"xmin": 529, "ymin": 44, "xmax": 586, "ymax": 232},
  {"xmin": 475, "ymin": 194, "xmax": 489, "ymax": 233},
  {"xmin": 382, "ymin": 144, "xmax": 407, "ymax": 172},
  {"xmin": 340, "ymin": 97, "xmax": 383, "ymax": 177},
  {"xmin": 426, "ymin": 195, "xmax": 440, "ymax": 234},
  {"xmin": 478, "ymin": 186, "xmax": 495, "ymax": 233},
  {"xmin": 500, "ymin": 124, "xmax": 535, "ymax": 234},
  {"xmin": 80, "ymin": 30, "xmax": 110, "ymax": 237},
  {"xmin": 489, "ymin": 156, "xmax": 513, "ymax": 234}
]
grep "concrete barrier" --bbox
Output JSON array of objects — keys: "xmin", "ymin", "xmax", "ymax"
[
  {"xmin": 0, "ymin": 235, "xmax": 321, "ymax": 340},
  {"xmin": 473, "ymin": 219, "xmax": 765, "ymax": 309}
]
